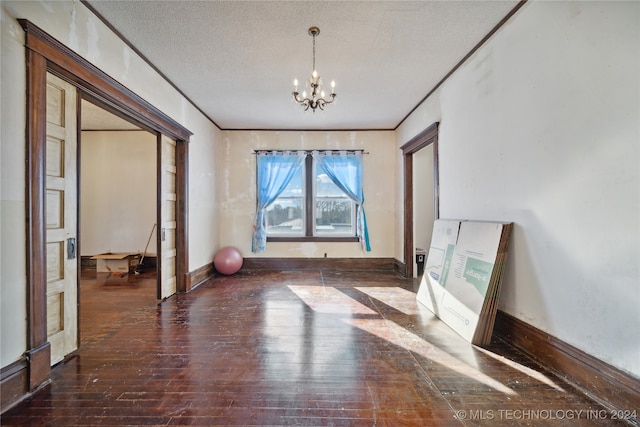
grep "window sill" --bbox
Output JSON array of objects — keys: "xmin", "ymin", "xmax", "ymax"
[{"xmin": 267, "ymin": 236, "xmax": 359, "ymax": 243}]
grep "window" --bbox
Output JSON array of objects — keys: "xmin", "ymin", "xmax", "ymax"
[
  {"xmin": 265, "ymin": 154, "xmax": 355, "ymax": 238},
  {"xmin": 252, "ymin": 150, "xmax": 370, "ymax": 253}
]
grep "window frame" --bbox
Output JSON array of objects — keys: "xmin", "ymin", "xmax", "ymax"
[{"xmin": 267, "ymin": 154, "xmax": 359, "ymax": 243}]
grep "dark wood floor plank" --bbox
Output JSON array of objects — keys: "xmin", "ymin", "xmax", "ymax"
[{"xmin": 1, "ymin": 269, "xmax": 629, "ymax": 426}]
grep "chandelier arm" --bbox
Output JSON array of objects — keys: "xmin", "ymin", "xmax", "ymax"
[
  {"xmin": 322, "ymin": 94, "xmax": 336, "ymax": 105},
  {"xmin": 292, "ymin": 91, "xmax": 305, "ymax": 103}
]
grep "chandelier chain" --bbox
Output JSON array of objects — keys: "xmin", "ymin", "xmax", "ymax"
[{"xmin": 312, "ymin": 32, "xmax": 316, "ymax": 72}]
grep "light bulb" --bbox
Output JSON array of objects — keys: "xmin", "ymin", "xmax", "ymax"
[
  {"xmin": 312, "ymin": 70, "xmax": 318, "ymax": 78},
  {"xmin": 293, "ymin": 78, "xmax": 298, "ymax": 88}
]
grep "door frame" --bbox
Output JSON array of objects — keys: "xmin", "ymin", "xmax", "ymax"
[
  {"xmin": 400, "ymin": 122, "xmax": 439, "ymax": 278},
  {"xmin": 20, "ymin": 19, "xmax": 191, "ymax": 393}
]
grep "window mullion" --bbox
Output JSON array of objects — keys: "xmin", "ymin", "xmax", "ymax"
[{"xmin": 305, "ymin": 154, "xmax": 313, "ymax": 237}]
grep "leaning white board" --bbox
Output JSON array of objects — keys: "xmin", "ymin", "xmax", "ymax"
[{"xmin": 417, "ymin": 219, "xmax": 513, "ymax": 346}]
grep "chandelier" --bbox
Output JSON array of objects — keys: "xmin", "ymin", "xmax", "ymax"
[{"xmin": 292, "ymin": 26, "xmax": 336, "ymax": 112}]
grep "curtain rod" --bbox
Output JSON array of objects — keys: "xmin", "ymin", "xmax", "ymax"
[{"xmin": 252, "ymin": 149, "xmax": 369, "ymax": 155}]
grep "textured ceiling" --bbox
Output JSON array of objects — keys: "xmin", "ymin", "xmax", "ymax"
[{"xmin": 84, "ymin": 0, "xmax": 520, "ymax": 130}]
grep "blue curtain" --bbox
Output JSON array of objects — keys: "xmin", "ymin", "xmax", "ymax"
[
  {"xmin": 252, "ymin": 151, "xmax": 305, "ymax": 253},
  {"xmin": 312, "ymin": 150, "xmax": 371, "ymax": 252}
]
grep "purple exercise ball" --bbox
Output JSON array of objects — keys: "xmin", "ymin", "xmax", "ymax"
[{"xmin": 214, "ymin": 246, "xmax": 243, "ymax": 275}]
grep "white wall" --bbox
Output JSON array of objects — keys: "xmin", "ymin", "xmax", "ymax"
[
  {"xmin": 397, "ymin": 1, "xmax": 639, "ymax": 377},
  {"xmin": 219, "ymin": 131, "xmax": 397, "ymax": 258},
  {"xmin": 1, "ymin": 1, "xmax": 221, "ymax": 367},
  {"xmin": 80, "ymin": 131, "xmax": 157, "ymax": 256}
]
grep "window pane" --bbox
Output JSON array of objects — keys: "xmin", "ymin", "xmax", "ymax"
[
  {"xmin": 315, "ymin": 198, "xmax": 353, "ymax": 234},
  {"xmin": 266, "ymin": 198, "xmax": 303, "ymax": 234},
  {"xmin": 266, "ymin": 166, "xmax": 304, "ymax": 235},
  {"xmin": 316, "ymin": 172, "xmax": 344, "ymax": 197},
  {"xmin": 280, "ymin": 169, "xmax": 303, "ymax": 197}
]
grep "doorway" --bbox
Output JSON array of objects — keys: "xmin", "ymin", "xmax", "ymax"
[
  {"xmin": 79, "ymin": 99, "xmax": 159, "ymax": 292},
  {"xmin": 21, "ymin": 19, "xmax": 191, "ymax": 392},
  {"xmin": 401, "ymin": 123, "xmax": 439, "ymax": 278},
  {"xmin": 413, "ymin": 145, "xmax": 436, "ymax": 277}
]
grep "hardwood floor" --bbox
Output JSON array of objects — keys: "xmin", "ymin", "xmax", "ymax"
[{"xmin": 2, "ymin": 268, "xmax": 631, "ymax": 426}]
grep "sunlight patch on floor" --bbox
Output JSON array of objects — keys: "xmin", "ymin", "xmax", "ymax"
[
  {"xmin": 288, "ymin": 285, "xmax": 377, "ymax": 315},
  {"xmin": 289, "ymin": 284, "xmax": 515, "ymax": 394},
  {"xmin": 355, "ymin": 286, "xmax": 425, "ymax": 315},
  {"xmin": 346, "ymin": 317, "xmax": 517, "ymax": 395},
  {"xmin": 289, "ymin": 284, "xmax": 562, "ymax": 396},
  {"xmin": 475, "ymin": 346, "xmax": 565, "ymax": 391}
]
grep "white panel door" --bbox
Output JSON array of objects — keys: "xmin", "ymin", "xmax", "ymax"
[
  {"xmin": 160, "ymin": 134, "xmax": 177, "ymax": 299},
  {"xmin": 46, "ymin": 73, "xmax": 78, "ymax": 365}
]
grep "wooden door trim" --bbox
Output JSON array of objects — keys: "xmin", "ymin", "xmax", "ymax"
[
  {"xmin": 19, "ymin": 20, "xmax": 192, "ymax": 140},
  {"xmin": 24, "ymin": 47, "xmax": 51, "ymax": 392},
  {"xmin": 176, "ymin": 141, "xmax": 189, "ymax": 293},
  {"xmin": 19, "ymin": 19, "xmax": 192, "ymax": 394},
  {"xmin": 400, "ymin": 122, "xmax": 439, "ymax": 277},
  {"xmin": 156, "ymin": 134, "xmax": 163, "ymax": 300}
]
